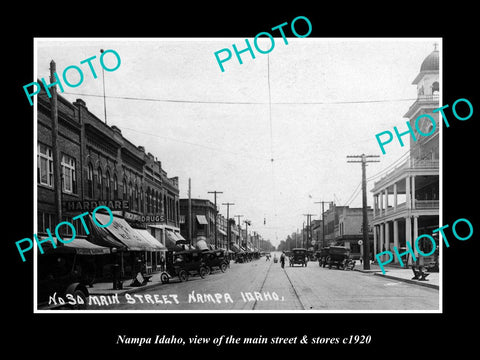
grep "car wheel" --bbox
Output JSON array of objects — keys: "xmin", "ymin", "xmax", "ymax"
[
  {"xmin": 199, "ymin": 267, "xmax": 208, "ymax": 278},
  {"xmin": 205, "ymin": 266, "xmax": 211, "ymax": 275},
  {"xmin": 160, "ymin": 272, "xmax": 169, "ymax": 284},
  {"xmin": 220, "ymin": 263, "xmax": 227, "ymax": 272},
  {"xmin": 178, "ymin": 270, "xmax": 188, "ymax": 282}
]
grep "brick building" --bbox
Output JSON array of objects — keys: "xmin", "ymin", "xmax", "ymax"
[{"xmin": 37, "ymin": 89, "xmax": 181, "ymax": 276}]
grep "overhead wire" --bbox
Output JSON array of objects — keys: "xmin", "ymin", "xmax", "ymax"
[{"xmin": 62, "ymin": 91, "xmax": 416, "ymax": 106}]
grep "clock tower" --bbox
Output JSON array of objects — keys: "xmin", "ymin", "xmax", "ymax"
[{"xmin": 404, "ymin": 44, "xmax": 440, "ymax": 162}]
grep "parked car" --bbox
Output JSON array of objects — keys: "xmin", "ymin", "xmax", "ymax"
[
  {"xmin": 37, "ymin": 239, "xmax": 111, "ymax": 309},
  {"xmin": 161, "ymin": 250, "xmax": 209, "ymax": 283},
  {"xmin": 325, "ymin": 246, "xmax": 355, "ymax": 270},
  {"xmin": 203, "ymin": 249, "xmax": 229, "ymax": 274},
  {"xmin": 315, "ymin": 247, "xmax": 330, "ymax": 267}
]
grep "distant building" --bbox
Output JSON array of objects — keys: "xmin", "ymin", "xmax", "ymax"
[
  {"xmin": 322, "ymin": 203, "xmax": 373, "ymax": 259},
  {"xmin": 179, "ymin": 198, "xmax": 216, "ymax": 246}
]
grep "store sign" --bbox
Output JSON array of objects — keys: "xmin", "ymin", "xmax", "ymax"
[
  {"xmin": 124, "ymin": 211, "xmax": 164, "ymax": 224},
  {"xmin": 65, "ymin": 200, "xmax": 129, "ymax": 211}
]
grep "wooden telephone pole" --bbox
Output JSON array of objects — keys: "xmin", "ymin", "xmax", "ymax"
[
  {"xmin": 208, "ymin": 191, "xmax": 223, "ymax": 248},
  {"xmin": 347, "ymin": 154, "xmax": 380, "ymax": 270},
  {"xmin": 222, "ymin": 202, "xmax": 235, "ymax": 252},
  {"xmin": 314, "ymin": 200, "xmax": 333, "ymax": 248}
]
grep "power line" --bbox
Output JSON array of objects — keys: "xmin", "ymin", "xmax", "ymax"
[
  {"xmin": 62, "ymin": 91, "xmax": 416, "ymax": 106},
  {"xmin": 120, "ymin": 126, "xmax": 268, "ymax": 161}
]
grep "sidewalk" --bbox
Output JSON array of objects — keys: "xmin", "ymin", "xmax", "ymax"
[
  {"xmin": 88, "ymin": 271, "xmax": 168, "ymax": 296},
  {"xmin": 353, "ymin": 262, "xmax": 440, "ymax": 290}
]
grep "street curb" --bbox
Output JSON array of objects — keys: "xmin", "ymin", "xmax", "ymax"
[
  {"xmin": 87, "ymin": 280, "xmax": 168, "ymax": 296},
  {"xmin": 373, "ymin": 272, "xmax": 439, "ymax": 290}
]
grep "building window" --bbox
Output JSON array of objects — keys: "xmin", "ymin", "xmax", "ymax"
[
  {"xmin": 38, "ymin": 211, "xmax": 55, "ymax": 233},
  {"xmin": 146, "ymin": 188, "xmax": 151, "ymax": 213},
  {"xmin": 61, "ymin": 154, "xmax": 76, "ymax": 194},
  {"xmin": 87, "ymin": 163, "xmax": 94, "ymax": 198},
  {"xmin": 113, "ymin": 174, "xmax": 118, "ymax": 200},
  {"xmin": 38, "ymin": 143, "xmax": 53, "ymax": 187},
  {"xmin": 123, "ymin": 178, "xmax": 127, "ymax": 200},
  {"xmin": 97, "ymin": 167, "xmax": 103, "ymax": 200},
  {"xmin": 105, "ymin": 171, "xmax": 111, "ymax": 201},
  {"xmin": 135, "ymin": 184, "xmax": 139, "ymax": 211},
  {"xmin": 129, "ymin": 181, "xmax": 133, "ymax": 206}
]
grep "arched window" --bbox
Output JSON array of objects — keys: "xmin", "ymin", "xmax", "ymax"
[
  {"xmin": 123, "ymin": 178, "xmax": 127, "ymax": 200},
  {"xmin": 87, "ymin": 163, "xmax": 94, "ymax": 198},
  {"xmin": 164, "ymin": 194, "xmax": 167, "ymax": 219},
  {"xmin": 97, "ymin": 167, "xmax": 103, "ymax": 200},
  {"xmin": 432, "ymin": 81, "xmax": 439, "ymax": 95},
  {"xmin": 128, "ymin": 181, "xmax": 133, "ymax": 207},
  {"xmin": 105, "ymin": 170, "xmax": 111, "ymax": 201},
  {"xmin": 135, "ymin": 184, "xmax": 139, "ymax": 210},
  {"xmin": 113, "ymin": 174, "xmax": 118, "ymax": 200},
  {"xmin": 146, "ymin": 188, "xmax": 151, "ymax": 213}
]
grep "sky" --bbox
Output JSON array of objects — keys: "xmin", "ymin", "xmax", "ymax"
[{"xmin": 35, "ymin": 37, "xmax": 440, "ymax": 246}]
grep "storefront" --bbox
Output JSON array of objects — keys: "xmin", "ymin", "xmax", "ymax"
[{"xmin": 90, "ymin": 213, "xmax": 166, "ymax": 278}]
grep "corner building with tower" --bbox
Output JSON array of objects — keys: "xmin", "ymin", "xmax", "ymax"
[{"xmin": 371, "ymin": 46, "xmax": 440, "ymax": 266}]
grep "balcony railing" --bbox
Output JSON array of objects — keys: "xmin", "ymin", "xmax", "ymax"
[
  {"xmin": 415, "ymin": 200, "xmax": 439, "ymax": 209},
  {"xmin": 412, "ymin": 159, "xmax": 439, "ymax": 169}
]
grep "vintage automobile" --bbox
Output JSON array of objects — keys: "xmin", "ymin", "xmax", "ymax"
[
  {"xmin": 315, "ymin": 247, "xmax": 330, "ymax": 267},
  {"xmin": 325, "ymin": 246, "xmax": 355, "ymax": 270},
  {"xmin": 160, "ymin": 249, "xmax": 209, "ymax": 283},
  {"xmin": 289, "ymin": 248, "xmax": 308, "ymax": 267},
  {"xmin": 203, "ymin": 249, "xmax": 229, "ymax": 274},
  {"xmin": 37, "ymin": 237, "xmax": 111, "ymax": 310},
  {"xmin": 273, "ymin": 254, "xmax": 278, "ymax": 263}
]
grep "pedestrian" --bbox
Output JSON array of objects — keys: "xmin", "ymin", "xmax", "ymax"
[
  {"xmin": 159, "ymin": 254, "xmax": 166, "ymax": 272},
  {"xmin": 280, "ymin": 252, "xmax": 286, "ymax": 269}
]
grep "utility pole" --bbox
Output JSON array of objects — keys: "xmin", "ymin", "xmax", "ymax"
[
  {"xmin": 347, "ymin": 154, "xmax": 380, "ymax": 270},
  {"xmin": 208, "ymin": 191, "xmax": 223, "ymax": 248},
  {"xmin": 244, "ymin": 219, "xmax": 251, "ymax": 249},
  {"xmin": 302, "ymin": 213, "xmax": 316, "ymax": 248},
  {"xmin": 235, "ymin": 215, "xmax": 244, "ymax": 246},
  {"xmin": 100, "ymin": 49, "xmax": 107, "ymax": 124},
  {"xmin": 49, "ymin": 60, "xmax": 63, "ymax": 244},
  {"xmin": 188, "ymin": 178, "xmax": 192, "ymax": 246},
  {"xmin": 222, "ymin": 202, "xmax": 235, "ymax": 253},
  {"xmin": 315, "ymin": 200, "xmax": 333, "ymax": 248}
]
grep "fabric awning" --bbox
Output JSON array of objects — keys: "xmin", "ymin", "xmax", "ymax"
[
  {"xmin": 218, "ymin": 228, "xmax": 227, "ymax": 236},
  {"xmin": 230, "ymin": 243, "xmax": 243, "ymax": 253},
  {"xmin": 133, "ymin": 229, "xmax": 167, "ymax": 251},
  {"xmin": 174, "ymin": 232, "xmax": 186, "ymax": 241},
  {"xmin": 94, "ymin": 213, "xmax": 160, "ymax": 251},
  {"xmin": 42, "ymin": 236, "xmax": 111, "ymax": 255},
  {"xmin": 196, "ymin": 215, "xmax": 208, "ymax": 225},
  {"xmin": 86, "ymin": 215, "xmax": 126, "ymax": 249},
  {"xmin": 165, "ymin": 229, "xmax": 179, "ymax": 249}
]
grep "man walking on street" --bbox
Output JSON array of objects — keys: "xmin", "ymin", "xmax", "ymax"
[{"xmin": 280, "ymin": 252, "xmax": 286, "ymax": 269}]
